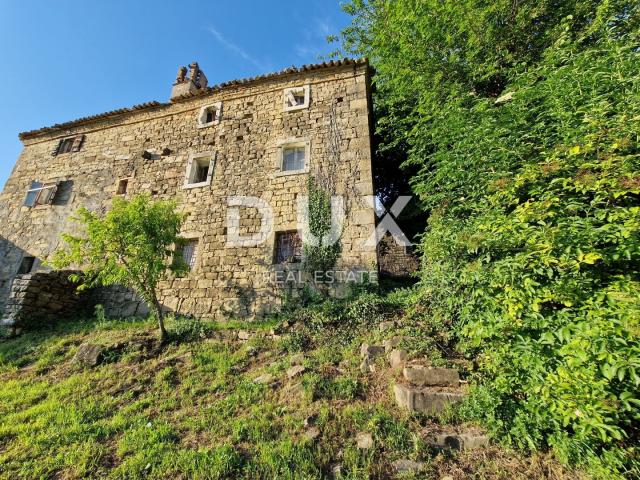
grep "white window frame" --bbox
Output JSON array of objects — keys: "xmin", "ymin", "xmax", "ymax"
[
  {"xmin": 197, "ymin": 102, "xmax": 223, "ymax": 128},
  {"xmin": 275, "ymin": 138, "xmax": 311, "ymax": 177},
  {"xmin": 184, "ymin": 152, "xmax": 216, "ymax": 189},
  {"xmin": 24, "ymin": 180, "xmax": 60, "ymax": 207},
  {"xmin": 283, "ymin": 85, "xmax": 310, "ymax": 112}
]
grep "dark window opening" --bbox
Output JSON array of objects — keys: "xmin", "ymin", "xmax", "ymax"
[
  {"xmin": 59, "ymin": 138, "xmax": 74, "ymax": 153},
  {"xmin": 117, "ymin": 179, "xmax": 128, "ymax": 195},
  {"xmin": 187, "ymin": 156, "xmax": 213, "ymax": 186},
  {"xmin": 17, "ymin": 256, "xmax": 35, "ymax": 274},
  {"xmin": 193, "ymin": 163, "xmax": 209, "ymax": 183},
  {"xmin": 274, "ymin": 231, "xmax": 302, "ymax": 264},
  {"xmin": 205, "ymin": 110, "xmax": 215, "ymax": 123}
]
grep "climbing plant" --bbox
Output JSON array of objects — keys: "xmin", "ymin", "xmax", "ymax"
[{"xmin": 302, "ymin": 177, "xmax": 341, "ymax": 278}]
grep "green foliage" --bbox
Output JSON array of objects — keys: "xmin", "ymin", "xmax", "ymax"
[
  {"xmin": 169, "ymin": 316, "xmax": 210, "ymax": 342},
  {"xmin": 50, "ymin": 194, "xmax": 186, "ymax": 341},
  {"xmin": 302, "ymin": 177, "xmax": 341, "ymax": 275},
  {"xmin": 338, "ymin": 0, "xmax": 640, "ymax": 475}
]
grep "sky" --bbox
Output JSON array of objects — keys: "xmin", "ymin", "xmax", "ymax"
[{"xmin": 0, "ymin": 0, "xmax": 351, "ymax": 189}]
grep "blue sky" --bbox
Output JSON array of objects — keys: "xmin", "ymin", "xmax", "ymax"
[{"xmin": 0, "ymin": 0, "xmax": 350, "ymax": 189}]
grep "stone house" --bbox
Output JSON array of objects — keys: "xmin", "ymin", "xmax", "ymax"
[{"xmin": 0, "ymin": 59, "xmax": 379, "ymax": 323}]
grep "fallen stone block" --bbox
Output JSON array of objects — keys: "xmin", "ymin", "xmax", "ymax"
[
  {"xmin": 253, "ymin": 373, "xmax": 274, "ymax": 384},
  {"xmin": 391, "ymin": 459, "xmax": 425, "ymax": 475},
  {"xmin": 393, "ymin": 384, "xmax": 464, "ymax": 414},
  {"xmin": 356, "ymin": 432, "xmax": 374, "ymax": 449},
  {"xmin": 74, "ymin": 343, "xmax": 103, "ymax": 368},
  {"xmin": 389, "ymin": 349, "xmax": 407, "ymax": 371},
  {"xmin": 428, "ymin": 432, "xmax": 489, "ymax": 450},
  {"xmin": 379, "ymin": 321, "xmax": 395, "ymax": 331},
  {"xmin": 287, "ymin": 365, "xmax": 306, "ymax": 379},
  {"xmin": 290, "ymin": 353, "xmax": 305, "ymax": 365},
  {"xmin": 360, "ymin": 343, "xmax": 385, "ymax": 359},
  {"xmin": 403, "ymin": 366, "xmax": 459, "ymax": 387},
  {"xmin": 383, "ymin": 336, "xmax": 402, "ymax": 353}
]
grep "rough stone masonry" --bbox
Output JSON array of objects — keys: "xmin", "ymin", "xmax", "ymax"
[{"xmin": 0, "ymin": 59, "xmax": 379, "ymax": 322}]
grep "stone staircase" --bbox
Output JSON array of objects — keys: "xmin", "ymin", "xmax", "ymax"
[
  {"xmin": 393, "ymin": 365, "xmax": 465, "ymax": 415},
  {"xmin": 360, "ymin": 329, "xmax": 489, "ymax": 456}
]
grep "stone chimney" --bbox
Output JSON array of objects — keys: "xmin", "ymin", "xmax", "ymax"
[{"xmin": 171, "ymin": 61, "xmax": 208, "ymax": 101}]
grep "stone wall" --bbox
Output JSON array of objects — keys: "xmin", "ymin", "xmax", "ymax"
[
  {"xmin": 0, "ymin": 270, "xmax": 88, "ymax": 334},
  {"xmin": 0, "ymin": 60, "xmax": 377, "ymax": 320},
  {"xmin": 88, "ymin": 285, "xmax": 149, "ymax": 319},
  {"xmin": 377, "ymin": 233, "xmax": 419, "ymax": 278}
]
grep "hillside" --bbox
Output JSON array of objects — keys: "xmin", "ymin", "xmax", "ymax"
[{"xmin": 0, "ymin": 292, "xmax": 582, "ymax": 479}]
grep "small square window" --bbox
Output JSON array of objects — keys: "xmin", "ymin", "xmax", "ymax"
[
  {"xmin": 198, "ymin": 102, "xmax": 222, "ymax": 127},
  {"xmin": 116, "ymin": 179, "xmax": 129, "ymax": 195},
  {"xmin": 276, "ymin": 139, "xmax": 310, "ymax": 175},
  {"xmin": 184, "ymin": 153, "xmax": 215, "ymax": 188},
  {"xmin": 24, "ymin": 180, "xmax": 60, "ymax": 207},
  {"xmin": 178, "ymin": 239, "xmax": 199, "ymax": 271},
  {"xmin": 283, "ymin": 85, "xmax": 310, "ymax": 111},
  {"xmin": 274, "ymin": 231, "xmax": 302, "ymax": 264},
  {"xmin": 17, "ymin": 256, "xmax": 35, "ymax": 274},
  {"xmin": 283, "ymin": 146, "xmax": 306, "ymax": 172}
]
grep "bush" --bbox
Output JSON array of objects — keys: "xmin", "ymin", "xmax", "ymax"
[{"xmin": 338, "ymin": 0, "xmax": 640, "ymax": 475}]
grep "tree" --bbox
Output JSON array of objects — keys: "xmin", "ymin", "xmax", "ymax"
[{"xmin": 50, "ymin": 194, "xmax": 186, "ymax": 342}]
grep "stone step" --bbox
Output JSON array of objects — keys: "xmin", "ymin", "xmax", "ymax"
[
  {"xmin": 393, "ymin": 383, "xmax": 464, "ymax": 414},
  {"xmin": 425, "ymin": 430, "xmax": 489, "ymax": 451},
  {"xmin": 402, "ymin": 365, "xmax": 460, "ymax": 387}
]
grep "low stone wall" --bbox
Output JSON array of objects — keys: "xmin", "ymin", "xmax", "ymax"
[
  {"xmin": 0, "ymin": 270, "xmax": 88, "ymax": 334},
  {"xmin": 377, "ymin": 234, "xmax": 419, "ymax": 278},
  {"xmin": 88, "ymin": 284, "xmax": 150, "ymax": 319}
]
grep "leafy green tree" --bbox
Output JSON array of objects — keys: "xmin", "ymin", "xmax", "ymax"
[
  {"xmin": 336, "ymin": 0, "xmax": 640, "ymax": 474},
  {"xmin": 51, "ymin": 194, "xmax": 186, "ymax": 342}
]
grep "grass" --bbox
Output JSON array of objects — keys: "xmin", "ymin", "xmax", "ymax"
[{"xmin": 0, "ymin": 314, "xmax": 583, "ymax": 479}]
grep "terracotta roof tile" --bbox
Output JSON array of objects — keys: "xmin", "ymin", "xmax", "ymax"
[{"xmin": 19, "ymin": 58, "xmax": 368, "ymax": 140}]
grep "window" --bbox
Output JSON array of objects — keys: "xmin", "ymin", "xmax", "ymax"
[
  {"xmin": 117, "ymin": 179, "xmax": 128, "ymax": 195},
  {"xmin": 283, "ymin": 146, "xmax": 305, "ymax": 172},
  {"xmin": 274, "ymin": 231, "xmax": 302, "ymax": 264},
  {"xmin": 24, "ymin": 181, "xmax": 60, "ymax": 207},
  {"xmin": 178, "ymin": 239, "xmax": 198, "ymax": 271},
  {"xmin": 17, "ymin": 256, "xmax": 35, "ymax": 274},
  {"xmin": 276, "ymin": 139, "xmax": 310, "ymax": 175},
  {"xmin": 197, "ymin": 102, "xmax": 222, "ymax": 127},
  {"xmin": 283, "ymin": 85, "xmax": 310, "ymax": 111},
  {"xmin": 52, "ymin": 134, "xmax": 84, "ymax": 156},
  {"xmin": 184, "ymin": 153, "xmax": 215, "ymax": 188}
]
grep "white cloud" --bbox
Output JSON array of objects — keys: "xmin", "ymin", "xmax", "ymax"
[{"xmin": 208, "ymin": 26, "xmax": 269, "ymax": 72}]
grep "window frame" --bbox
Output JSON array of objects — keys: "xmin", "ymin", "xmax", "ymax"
[
  {"xmin": 174, "ymin": 234, "xmax": 202, "ymax": 274},
  {"xmin": 52, "ymin": 134, "xmax": 85, "ymax": 156},
  {"xmin": 283, "ymin": 85, "xmax": 310, "ymax": 112},
  {"xmin": 184, "ymin": 152, "xmax": 216, "ymax": 189},
  {"xmin": 273, "ymin": 230, "xmax": 303, "ymax": 265},
  {"xmin": 197, "ymin": 102, "xmax": 223, "ymax": 128},
  {"xmin": 275, "ymin": 138, "xmax": 310, "ymax": 177},
  {"xmin": 24, "ymin": 180, "xmax": 60, "ymax": 207}
]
